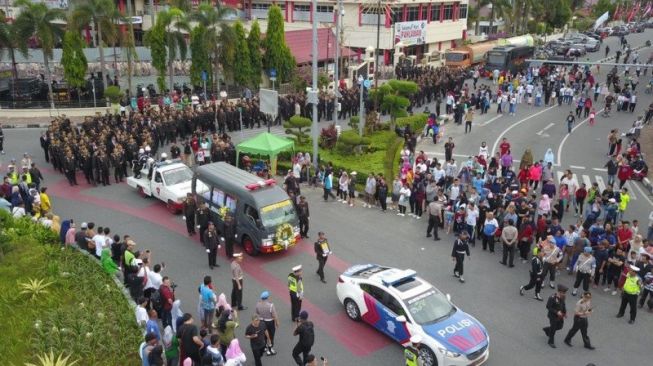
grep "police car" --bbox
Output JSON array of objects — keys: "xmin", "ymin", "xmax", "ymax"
[{"xmin": 336, "ymin": 264, "xmax": 489, "ymax": 366}]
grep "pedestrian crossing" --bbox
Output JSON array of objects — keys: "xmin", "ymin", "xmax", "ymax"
[{"xmin": 555, "ymin": 171, "xmax": 637, "ymax": 199}]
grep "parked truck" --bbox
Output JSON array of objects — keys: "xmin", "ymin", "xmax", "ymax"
[{"xmin": 444, "ymin": 35, "xmax": 534, "ymax": 69}]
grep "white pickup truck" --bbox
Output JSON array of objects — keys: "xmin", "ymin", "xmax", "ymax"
[{"xmin": 127, "ymin": 159, "xmax": 194, "ymax": 214}]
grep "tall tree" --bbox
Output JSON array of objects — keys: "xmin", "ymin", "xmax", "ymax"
[
  {"xmin": 218, "ymin": 23, "xmax": 236, "ymax": 87},
  {"xmin": 263, "ymin": 4, "xmax": 295, "ymax": 83},
  {"xmin": 145, "ymin": 19, "xmax": 167, "ymax": 93},
  {"xmin": 189, "ymin": 24, "xmax": 210, "ymax": 88},
  {"xmin": 592, "ymin": 0, "xmax": 616, "ymax": 18},
  {"xmin": 162, "ymin": 8, "xmax": 190, "ymax": 92},
  {"xmin": 191, "ymin": 1, "xmax": 235, "ymax": 93},
  {"xmin": 0, "ymin": 15, "xmax": 30, "ymax": 88},
  {"xmin": 232, "ymin": 21, "xmax": 252, "ymax": 87},
  {"xmin": 247, "ymin": 20, "xmax": 263, "ymax": 88},
  {"xmin": 488, "ymin": 0, "xmax": 512, "ymax": 35},
  {"xmin": 61, "ymin": 30, "xmax": 88, "ymax": 104},
  {"xmin": 14, "ymin": 0, "xmax": 65, "ymax": 109},
  {"xmin": 70, "ymin": 0, "xmax": 116, "ymax": 91}
]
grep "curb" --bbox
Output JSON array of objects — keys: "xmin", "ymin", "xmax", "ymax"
[{"xmin": 1, "ymin": 123, "xmax": 50, "ymax": 129}]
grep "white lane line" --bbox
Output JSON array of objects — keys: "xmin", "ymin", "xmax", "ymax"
[
  {"xmin": 631, "ymin": 180, "xmax": 653, "ymax": 207},
  {"xmin": 623, "ymin": 181, "xmax": 637, "ymax": 200},
  {"xmin": 581, "ymin": 174, "xmax": 593, "ymax": 189},
  {"xmin": 481, "ymin": 115, "xmax": 502, "ymax": 126},
  {"xmin": 596, "ymin": 176, "xmax": 606, "ymax": 192},
  {"xmin": 569, "ymin": 165, "xmax": 586, "ymax": 169},
  {"xmin": 592, "ymin": 168, "xmax": 607, "ymax": 172},
  {"xmin": 491, "ymin": 105, "xmax": 556, "ymax": 157},
  {"xmin": 557, "ymin": 108, "xmax": 604, "ymax": 168},
  {"xmin": 536, "ymin": 123, "xmax": 555, "ymax": 136}
]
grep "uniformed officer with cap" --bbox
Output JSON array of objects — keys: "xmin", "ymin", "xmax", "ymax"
[
  {"xmin": 231, "ymin": 252, "xmax": 246, "ymax": 310},
  {"xmin": 617, "ymin": 264, "xmax": 643, "ymax": 324},
  {"xmin": 288, "ymin": 265, "xmax": 304, "ymax": 321},
  {"xmin": 543, "ymin": 284, "xmax": 568, "ymax": 348},
  {"xmin": 404, "ymin": 335, "xmax": 422, "ymax": 366},
  {"xmin": 255, "ymin": 290, "xmax": 279, "ymax": 355}
]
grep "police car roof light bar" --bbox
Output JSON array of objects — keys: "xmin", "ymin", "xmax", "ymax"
[{"xmin": 381, "ymin": 269, "xmax": 417, "ymax": 287}]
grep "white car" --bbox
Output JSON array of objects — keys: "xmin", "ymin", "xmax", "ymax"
[
  {"xmin": 337, "ymin": 264, "xmax": 489, "ymax": 366},
  {"xmin": 127, "ymin": 159, "xmax": 195, "ymax": 213}
]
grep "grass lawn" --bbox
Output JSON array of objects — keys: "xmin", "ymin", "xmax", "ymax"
[{"xmin": 0, "ymin": 214, "xmax": 142, "ymax": 365}]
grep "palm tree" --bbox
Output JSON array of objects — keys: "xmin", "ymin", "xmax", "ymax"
[
  {"xmin": 191, "ymin": 2, "xmax": 235, "ymax": 93},
  {"xmin": 0, "ymin": 15, "xmax": 31, "ymax": 93},
  {"xmin": 14, "ymin": 0, "xmax": 65, "ymax": 110},
  {"xmin": 156, "ymin": 8, "xmax": 190, "ymax": 92},
  {"xmin": 71, "ymin": 0, "xmax": 117, "ymax": 94},
  {"xmin": 488, "ymin": 0, "xmax": 512, "ymax": 36}
]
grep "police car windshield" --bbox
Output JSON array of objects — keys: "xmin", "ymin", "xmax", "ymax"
[
  {"xmin": 260, "ymin": 199, "xmax": 296, "ymax": 227},
  {"xmin": 162, "ymin": 167, "xmax": 193, "ymax": 186},
  {"xmin": 405, "ymin": 289, "xmax": 455, "ymax": 325}
]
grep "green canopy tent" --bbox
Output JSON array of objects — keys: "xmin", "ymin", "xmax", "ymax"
[{"xmin": 236, "ymin": 132, "xmax": 295, "ymax": 176}]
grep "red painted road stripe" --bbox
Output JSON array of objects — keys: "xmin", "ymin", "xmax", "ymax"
[{"xmin": 48, "ymin": 178, "xmax": 392, "ymax": 356}]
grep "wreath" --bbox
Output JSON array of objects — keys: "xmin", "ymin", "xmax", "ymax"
[
  {"xmin": 218, "ymin": 206, "xmax": 230, "ymax": 220},
  {"xmin": 275, "ymin": 223, "xmax": 296, "ymax": 249}
]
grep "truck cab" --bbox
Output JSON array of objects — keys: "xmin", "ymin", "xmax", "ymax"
[{"xmin": 127, "ymin": 159, "xmax": 194, "ymax": 213}]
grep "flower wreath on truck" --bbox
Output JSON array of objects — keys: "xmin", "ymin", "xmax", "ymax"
[{"xmin": 275, "ymin": 223, "xmax": 296, "ymax": 249}]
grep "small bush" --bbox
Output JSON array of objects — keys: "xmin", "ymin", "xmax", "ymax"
[
  {"xmin": 319, "ymin": 123, "xmax": 338, "ymax": 149},
  {"xmin": 396, "ymin": 113, "xmax": 428, "ymax": 133},
  {"xmin": 104, "ymin": 85, "xmax": 123, "ymax": 104}
]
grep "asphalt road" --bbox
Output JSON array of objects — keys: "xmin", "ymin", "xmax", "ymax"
[{"xmin": 2, "ymin": 30, "xmax": 653, "ymax": 366}]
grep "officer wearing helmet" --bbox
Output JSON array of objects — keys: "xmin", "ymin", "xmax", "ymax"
[
  {"xmin": 160, "ymin": 153, "xmax": 168, "ymax": 162},
  {"xmin": 133, "ymin": 148, "xmax": 147, "ymax": 178},
  {"xmin": 404, "ymin": 335, "xmax": 423, "ymax": 366}
]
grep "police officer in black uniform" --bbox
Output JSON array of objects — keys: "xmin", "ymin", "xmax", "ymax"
[
  {"xmin": 543, "ymin": 284, "xmax": 568, "ymax": 348},
  {"xmin": 451, "ymin": 231, "xmax": 471, "ymax": 283},
  {"xmin": 182, "ymin": 193, "xmax": 197, "ymax": 236},
  {"xmin": 223, "ymin": 213, "xmax": 236, "ymax": 259}
]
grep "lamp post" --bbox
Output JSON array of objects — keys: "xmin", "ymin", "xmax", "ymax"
[
  {"xmin": 358, "ymin": 74, "xmax": 365, "ymax": 136},
  {"xmin": 311, "ymin": 0, "xmax": 319, "ymax": 169},
  {"xmin": 333, "ymin": 0, "xmax": 343, "ymax": 126}
]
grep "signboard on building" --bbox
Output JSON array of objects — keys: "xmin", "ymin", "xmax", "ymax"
[{"xmin": 394, "ymin": 21, "xmax": 427, "ymax": 46}]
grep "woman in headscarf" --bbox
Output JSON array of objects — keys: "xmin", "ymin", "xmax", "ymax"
[
  {"xmin": 217, "ymin": 309, "xmax": 239, "ymax": 359},
  {"xmin": 543, "ymin": 148, "xmax": 555, "ymax": 166},
  {"xmin": 225, "ymin": 338, "xmax": 246, "ymax": 366},
  {"xmin": 64, "ymin": 221, "xmax": 76, "ymax": 246},
  {"xmin": 537, "ymin": 194, "xmax": 552, "ymax": 217},
  {"xmin": 520, "ymin": 148, "xmax": 534, "ymax": 170}
]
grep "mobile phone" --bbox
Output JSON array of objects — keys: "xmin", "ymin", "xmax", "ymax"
[{"xmin": 320, "ymin": 357, "xmax": 325, "ymax": 361}]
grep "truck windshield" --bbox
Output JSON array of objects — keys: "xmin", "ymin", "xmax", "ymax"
[
  {"xmin": 486, "ymin": 52, "xmax": 505, "ymax": 66},
  {"xmin": 445, "ymin": 53, "xmax": 465, "ymax": 62},
  {"xmin": 260, "ymin": 199, "xmax": 296, "ymax": 228},
  {"xmin": 163, "ymin": 167, "xmax": 193, "ymax": 186}
]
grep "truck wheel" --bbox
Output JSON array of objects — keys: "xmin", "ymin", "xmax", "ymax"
[
  {"xmin": 138, "ymin": 186, "xmax": 147, "ymax": 198},
  {"xmin": 166, "ymin": 200, "xmax": 178, "ymax": 214},
  {"xmin": 242, "ymin": 236, "xmax": 259, "ymax": 256}
]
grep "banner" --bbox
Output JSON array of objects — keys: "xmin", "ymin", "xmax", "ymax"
[
  {"xmin": 593, "ymin": 11, "xmax": 609, "ymax": 30},
  {"xmin": 613, "ymin": 4, "xmax": 621, "ymax": 20},
  {"xmin": 394, "ymin": 21, "xmax": 427, "ymax": 46}
]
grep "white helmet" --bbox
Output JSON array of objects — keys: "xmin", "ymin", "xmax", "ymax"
[
  {"xmin": 138, "ymin": 148, "xmax": 145, "ymax": 154},
  {"xmin": 145, "ymin": 146, "xmax": 151, "ymax": 152},
  {"xmin": 161, "ymin": 153, "xmax": 168, "ymax": 160}
]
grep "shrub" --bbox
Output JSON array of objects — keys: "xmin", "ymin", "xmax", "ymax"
[
  {"xmin": 104, "ymin": 85, "xmax": 124, "ymax": 104},
  {"xmin": 283, "ymin": 115, "xmax": 312, "ymax": 144},
  {"xmin": 336, "ymin": 130, "xmax": 371, "ymax": 154},
  {"xmin": 396, "ymin": 113, "xmax": 428, "ymax": 133},
  {"xmin": 319, "ymin": 123, "xmax": 338, "ymax": 149}
]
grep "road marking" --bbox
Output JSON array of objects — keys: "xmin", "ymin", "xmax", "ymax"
[
  {"xmin": 491, "ymin": 105, "xmax": 556, "ymax": 157},
  {"xmin": 581, "ymin": 174, "xmax": 593, "ymax": 189},
  {"xmin": 569, "ymin": 165, "xmax": 585, "ymax": 170},
  {"xmin": 593, "ymin": 168, "xmax": 607, "ymax": 172},
  {"xmin": 595, "ymin": 176, "xmax": 606, "ymax": 192},
  {"xmin": 536, "ymin": 123, "xmax": 555, "ymax": 136},
  {"xmin": 481, "ymin": 115, "xmax": 502, "ymax": 126},
  {"xmin": 631, "ymin": 180, "xmax": 653, "ymax": 207},
  {"xmin": 556, "ymin": 108, "xmax": 604, "ymax": 167}
]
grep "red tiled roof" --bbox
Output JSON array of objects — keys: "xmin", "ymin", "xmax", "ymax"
[{"xmin": 282, "ymin": 28, "xmax": 357, "ymax": 65}]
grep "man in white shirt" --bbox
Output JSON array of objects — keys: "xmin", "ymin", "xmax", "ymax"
[
  {"xmin": 135, "ymin": 297, "xmax": 149, "ymax": 330},
  {"xmin": 433, "ymin": 164, "xmax": 445, "ymax": 185},
  {"xmin": 144, "ymin": 263, "xmax": 164, "ymax": 298},
  {"xmin": 465, "ymin": 202, "xmax": 479, "ymax": 245},
  {"xmin": 449, "ymin": 179, "xmax": 461, "ymax": 202},
  {"xmin": 479, "ymin": 142, "xmax": 489, "ymax": 160},
  {"xmin": 92, "ymin": 228, "xmax": 108, "ymax": 258},
  {"xmin": 561, "ymin": 170, "xmax": 579, "ymax": 215}
]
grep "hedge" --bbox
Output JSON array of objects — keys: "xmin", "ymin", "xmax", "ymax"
[
  {"xmin": 0, "ymin": 211, "xmax": 142, "ymax": 365},
  {"xmin": 396, "ymin": 113, "xmax": 429, "ymax": 132}
]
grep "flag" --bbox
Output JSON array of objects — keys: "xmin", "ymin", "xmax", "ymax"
[
  {"xmin": 593, "ymin": 11, "xmax": 610, "ymax": 30},
  {"xmin": 627, "ymin": 2, "xmax": 640, "ymax": 22},
  {"xmin": 613, "ymin": 4, "xmax": 621, "ymax": 20},
  {"xmin": 643, "ymin": 2, "xmax": 652, "ymax": 16}
]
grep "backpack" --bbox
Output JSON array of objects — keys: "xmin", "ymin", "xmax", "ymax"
[
  {"xmin": 300, "ymin": 322, "xmax": 314, "ymax": 347},
  {"xmin": 150, "ymin": 289, "xmax": 163, "ymax": 312}
]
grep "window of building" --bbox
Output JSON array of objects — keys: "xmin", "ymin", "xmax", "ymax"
[
  {"xmin": 361, "ymin": 7, "xmax": 381, "ymax": 25},
  {"xmin": 294, "ymin": 4, "xmax": 310, "ymax": 12},
  {"xmin": 392, "ymin": 6, "xmax": 403, "ymax": 23},
  {"xmin": 316, "ymin": 5, "xmax": 333, "ymax": 13},
  {"xmin": 430, "ymin": 4, "xmax": 440, "ymax": 21},
  {"xmin": 444, "ymin": 4, "xmax": 453, "ymax": 20},
  {"xmin": 406, "ymin": 6, "xmax": 419, "ymax": 21},
  {"xmin": 251, "ymin": 3, "xmax": 270, "ymax": 10},
  {"xmin": 459, "ymin": 4, "xmax": 468, "ymax": 19}
]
